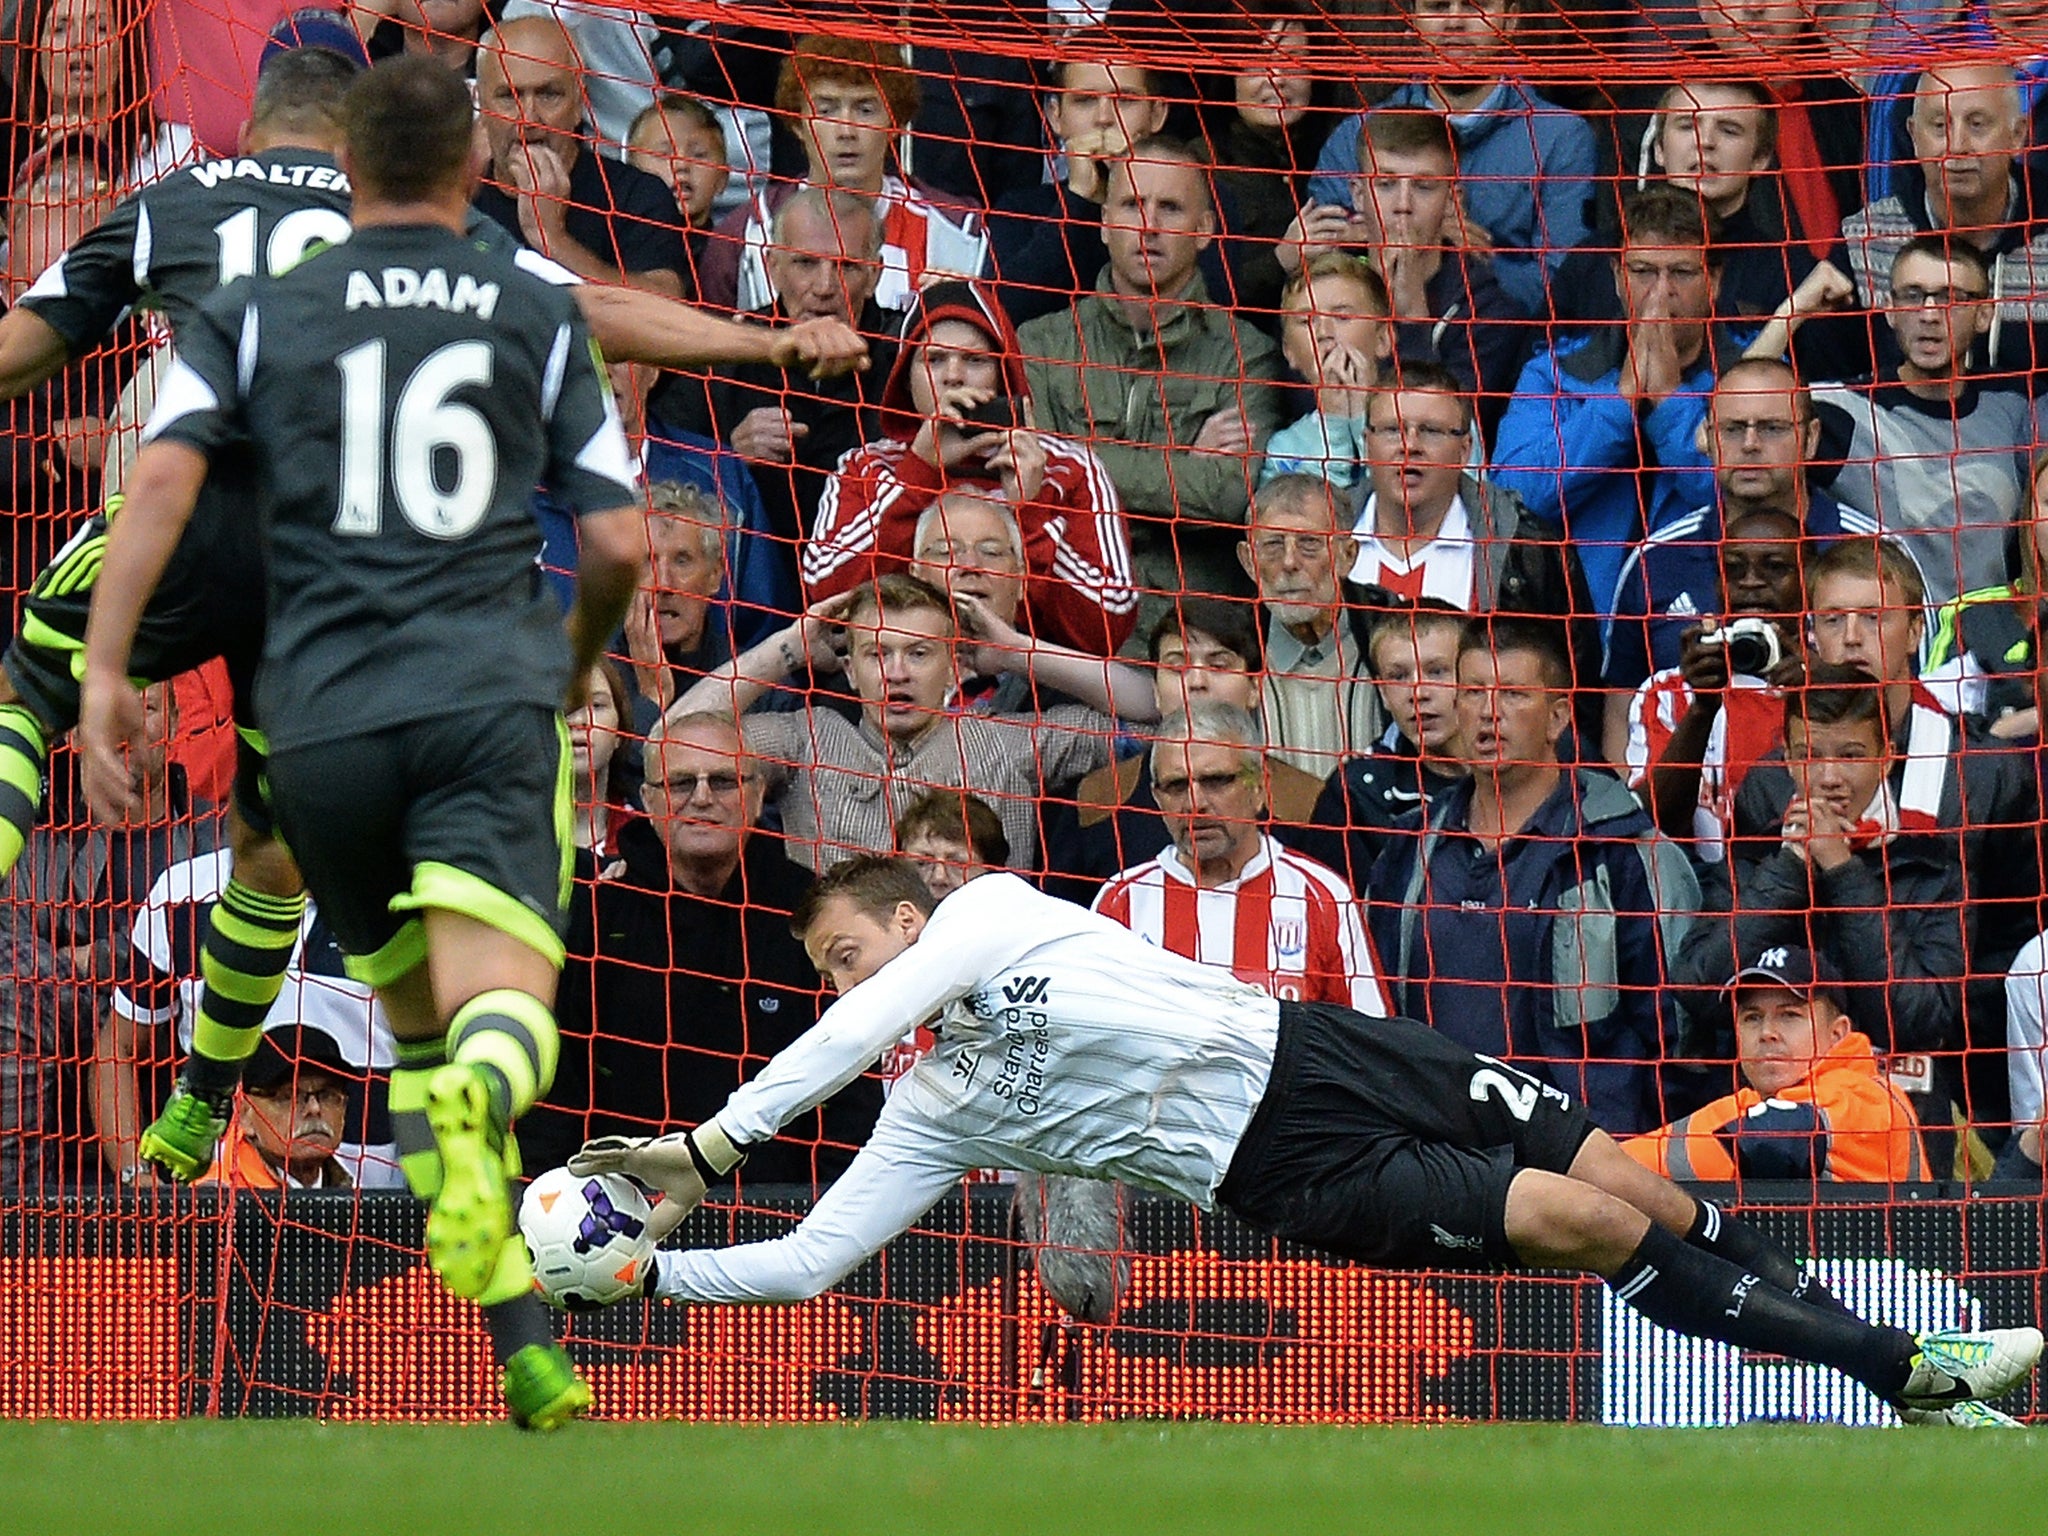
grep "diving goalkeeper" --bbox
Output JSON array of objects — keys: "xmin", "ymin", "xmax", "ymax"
[{"xmin": 572, "ymin": 856, "xmax": 2042, "ymax": 1428}]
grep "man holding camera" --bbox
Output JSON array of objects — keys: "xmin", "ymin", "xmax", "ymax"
[{"xmin": 805, "ymin": 279, "xmax": 1136, "ymax": 658}]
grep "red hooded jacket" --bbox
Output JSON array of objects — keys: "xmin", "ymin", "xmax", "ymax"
[{"xmin": 804, "ymin": 281, "xmax": 1136, "ymax": 656}]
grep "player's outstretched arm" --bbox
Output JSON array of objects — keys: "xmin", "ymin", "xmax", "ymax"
[
  {"xmin": 0, "ymin": 308, "xmax": 73, "ymax": 401},
  {"xmin": 78, "ymin": 440, "xmax": 208, "ymax": 821},
  {"xmin": 569, "ymin": 283, "xmax": 868, "ymax": 380}
]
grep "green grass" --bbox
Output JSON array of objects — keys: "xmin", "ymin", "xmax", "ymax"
[{"xmin": 5, "ymin": 1421, "xmax": 2048, "ymax": 1536}]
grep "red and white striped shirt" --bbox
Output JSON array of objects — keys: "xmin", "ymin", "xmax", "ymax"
[
  {"xmin": 1624, "ymin": 669, "xmax": 1785, "ymax": 862},
  {"xmin": 1091, "ymin": 836, "xmax": 1389, "ymax": 1015}
]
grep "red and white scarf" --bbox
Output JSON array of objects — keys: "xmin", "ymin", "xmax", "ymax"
[{"xmin": 1846, "ymin": 690, "xmax": 1949, "ymax": 849}]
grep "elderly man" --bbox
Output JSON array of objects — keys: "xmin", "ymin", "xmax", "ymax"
[
  {"xmin": 806, "ymin": 278, "xmax": 1134, "ymax": 656},
  {"xmin": 1019, "ymin": 138, "xmax": 1284, "ymax": 603},
  {"xmin": 1236, "ymin": 474, "xmax": 1374, "ymax": 777},
  {"xmin": 1630, "ymin": 945, "xmax": 1928, "ymax": 1184},
  {"xmin": 1092, "ymin": 703, "xmax": 1386, "ymax": 1015},
  {"xmin": 650, "ymin": 189, "xmax": 894, "ymax": 549},
  {"xmin": 526, "ymin": 711, "xmax": 880, "ymax": 1186},
  {"xmin": 674, "ymin": 574, "xmax": 1113, "ymax": 871},
  {"xmin": 200, "ymin": 1026, "xmax": 359, "ymax": 1190},
  {"xmin": 623, "ymin": 480, "xmax": 729, "ymax": 719},
  {"xmin": 471, "ymin": 16, "xmax": 688, "ymax": 295}
]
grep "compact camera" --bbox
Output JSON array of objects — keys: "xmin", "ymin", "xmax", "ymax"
[{"xmin": 1699, "ymin": 616, "xmax": 1782, "ymax": 677}]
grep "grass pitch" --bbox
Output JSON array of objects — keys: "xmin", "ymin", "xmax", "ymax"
[{"xmin": 6, "ymin": 1420, "xmax": 2046, "ymax": 1536}]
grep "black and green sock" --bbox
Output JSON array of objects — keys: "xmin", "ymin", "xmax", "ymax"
[
  {"xmin": 182, "ymin": 878, "xmax": 306, "ymax": 1104},
  {"xmin": 389, "ymin": 1037, "xmax": 449, "ymax": 1200},
  {"xmin": 446, "ymin": 989, "xmax": 561, "ymax": 1135},
  {"xmin": 0, "ymin": 704, "xmax": 48, "ymax": 880}
]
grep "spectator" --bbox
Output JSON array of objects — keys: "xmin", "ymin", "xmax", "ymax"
[
  {"xmin": 896, "ymin": 788, "xmax": 1009, "ymax": 902},
  {"xmin": 1237, "ymin": 473, "xmax": 1375, "ymax": 777},
  {"xmin": 497, "ymin": 0, "xmax": 663, "ymax": 151},
  {"xmin": 1302, "ymin": 0, "xmax": 1596, "ymax": 316},
  {"xmin": 199, "ymin": 1025, "xmax": 358, "ymax": 1190},
  {"xmin": 1731, "ymin": 536, "xmax": 2040, "ymax": 1133},
  {"xmin": 1190, "ymin": 3, "xmax": 1334, "ymax": 323},
  {"xmin": 1018, "ymin": 137, "xmax": 1285, "ymax": 605},
  {"xmin": 1092, "ymin": 702, "xmax": 1387, "ymax": 1014},
  {"xmin": 7, "ymin": 685, "xmax": 214, "ymax": 1194},
  {"xmin": 701, "ymin": 34, "xmax": 987, "ymax": 319},
  {"xmin": 621, "ymin": 480, "xmax": 731, "ymax": 720},
  {"xmin": 673, "ymin": 574, "xmax": 1113, "ymax": 871},
  {"xmin": 1605, "ymin": 356, "xmax": 1848, "ymax": 749},
  {"xmin": 1492, "ymin": 184, "xmax": 1729, "ymax": 619},
  {"xmin": 1804, "ymin": 64, "xmax": 2048, "ymax": 383},
  {"xmin": 1921, "ymin": 448, "xmax": 2048, "ymax": 736},
  {"xmin": 1863, "ymin": 2, "xmax": 2048, "ymax": 210},
  {"xmin": 1675, "ymin": 668, "xmax": 1967, "ymax": 1094},
  {"xmin": 2003, "ymin": 907, "xmax": 2048, "ymax": 1184},
  {"xmin": 529, "ymin": 711, "xmax": 881, "ymax": 1186},
  {"xmin": 649, "ymin": 189, "xmax": 893, "ymax": 547},
  {"xmin": 805, "ymin": 278, "xmax": 1136, "ymax": 656},
  {"xmin": 984, "ymin": 50, "xmax": 1169, "ymax": 327},
  {"xmin": 1795, "ymin": 238, "xmax": 2033, "ymax": 609},
  {"xmin": 472, "ymin": 16, "xmax": 688, "ymax": 294},
  {"xmin": 1042, "ymin": 595, "xmax": 1325, "ymax": 908},
  {"xmin": 1628, "ymin": 944, "xmax": 1928, "ymax": 1184},
  {"xmin": 568, "ymin": 660, "xmax": 631, "ymax": 868},
  {"xmin": 1347, "ymin": 368, "xmax": 1599, "ymax": 699},
  {"xmin": 1258, "ymin": 253, "xmax": 1390, "ymax": 492},
  {"xmin": 1371, "ymin": 618, "xmax": 1699, "ymax": 1135},
  {"xmin": 1624, "ymin": 506, "xmax": 1811, "ymax": 853},
  {"xmin": 626, "ymin": 92, "xmax": 731, "ymax": 299},
  {"xmin": 12, "ymin": 0, "xmax": 196, "ymax": 191},
  {"xmin": 1551, "ymin": 81, "xmax": 1820, "ymax": 334},
  {"xmin": 1286, "ymin": 109, "xmax": 1528, "ymax": 440},
  {"xmin": 91, "ymin": 844, "xmax": 398, "ymax": 1191}
]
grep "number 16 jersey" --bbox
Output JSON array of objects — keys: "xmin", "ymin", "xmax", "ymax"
[{"xmin": 142, "ymin": 220, "xmax": 642, "ymax": 754}]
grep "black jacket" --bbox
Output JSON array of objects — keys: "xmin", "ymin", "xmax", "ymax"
[
  {"xmin": 1306, "ymin": 727, "xmax": 1467, "ymax": 895},
  {"xmin": 523, "ymin": 821, "xmax": 883, "ymax": 1187}
]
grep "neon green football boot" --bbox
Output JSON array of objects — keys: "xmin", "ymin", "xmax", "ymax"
[
  {"xmin": 422, "ymin": 1063, "xmax": 513, "ymax": 1299},
  {"xmin": 502, "ymin": 1343, "xmax": 592, "ymax": 1432},
  {"xmin": 137, "ymin": 1084, "xmax": 230, "ymax": 1183}
]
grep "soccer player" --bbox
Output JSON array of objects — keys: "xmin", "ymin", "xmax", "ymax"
[
  {"xmin": 78, "ymin": 55, "xmax": 646, "ymax": 1430},
  {"xmin": 575, "ymin": 856, "xmax": 2043, "ymax": 1428},
  {"xmin": 0, "ymin": 43, "xmax": 864, "ymax": 1186}
]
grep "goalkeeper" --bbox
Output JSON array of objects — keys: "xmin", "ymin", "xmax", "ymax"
[
  {"xmin": 575, "ymin": 855, "xmax": 2043, "ymax": 1428},
  {"xmin": 0, "ymin": 41, "xmax": 864, "ymax": 1184}
]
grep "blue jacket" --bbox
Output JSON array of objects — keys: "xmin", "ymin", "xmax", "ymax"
[
  {"xmin": 1305, "ymin": 81, "xmax": 1596, "ymax": 316},
  {"xmin": 1369, "ymin": 768, "xmax": 1699, "ymax": 1135},
  {"xmin": 642, "ymin": 429, "xmax": 799, "ymax": 653},
  {"xmin": 1603, "ymin": 488, "xmax": 1849, "ymax": 692},
  {"xmin": 1490, "ymin": 325, "xmax": 1729, "ymax": 621}
]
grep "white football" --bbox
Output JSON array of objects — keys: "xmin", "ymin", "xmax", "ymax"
[{"xmin": 519, "ymin": 1167, "xmax": 657, "ymax": 1310}]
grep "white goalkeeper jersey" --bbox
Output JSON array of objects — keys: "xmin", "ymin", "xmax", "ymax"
[{"xmin": 657, "ymin": 872, "xmax": 1282, "ymax": 1306}]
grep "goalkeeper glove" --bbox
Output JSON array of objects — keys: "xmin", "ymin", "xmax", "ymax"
[{"xmin": 569, "ymin": 1122, "xmax": 746, "ymax": 1241}]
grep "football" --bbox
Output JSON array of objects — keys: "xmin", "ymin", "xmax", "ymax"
[{"xmin": 519, "ymin": 1167, "xmax": 657, "ymax": 1310}]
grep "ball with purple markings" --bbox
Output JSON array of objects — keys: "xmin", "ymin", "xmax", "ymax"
[{"xmin": 519, "ymin": 1166, "xmax": 657, "ymax": 1310}]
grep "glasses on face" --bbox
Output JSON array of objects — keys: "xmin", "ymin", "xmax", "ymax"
[
  {"xmin": 1893, "ymin": 284, "xmax": 1989, "ymax": 309},
  {"xmin": 916, "ymin": 540, "xmax": 1020, "ymax": 568},
  {"xmin": 1364, "ymin": 422, "xmax": 1468, "ymax": 448},
  {"xmin": 652, "ymin": 772, "xmax": 750, "ymax": 798},
  {"xmin": 1713, "ymin": 417, "xmax": 1800, "ymax": 442},
  {"xmin": 1152, "ymin": 770, "xmax": 1254, "ymax": 802},
  {"xmin": 250, "ymin": 1082, "xmax": 349, "ymax": 1110}
]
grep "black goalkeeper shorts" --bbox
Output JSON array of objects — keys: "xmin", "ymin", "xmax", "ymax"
[
  {"xmin": 264, "ymin": 704, "xmax": 573, "ymax": 988},
  {"xmin": 1215, "ymin": 1002, "xmax": 1595, "ymax": 1269}
]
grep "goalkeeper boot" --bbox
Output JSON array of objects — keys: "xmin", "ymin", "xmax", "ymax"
[
  {"xmin": 422, "ymin": 1062, "xmax": 513, "ymax": 1300},
  {"xmin": 137, "ymin": 1083, "xmax": 231, "ymax": 1183},
  {"xmin": 1898, "ymin": 1327, "xmax": 2044, "ymax": 1408},
  {"xmin": 502, "ymin": 1342, "xmax": 591, "ymax": 1432},
  {"xmin": 1897, "ymin": 1401, "xmax": 2025, "ymax": 1428}
]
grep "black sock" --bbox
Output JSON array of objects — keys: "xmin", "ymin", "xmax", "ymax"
[
  {"xmin": 480, "ymin": 1293, "xmax": 557, "ymax": 1367},
  {"xmin": 1612, "ymin": 1223, "xmax": 1916, "ymax": 1399},
  {"xmin": 1686, "ymin": 1199, "xmax": 1855, "ymax": 1318}
]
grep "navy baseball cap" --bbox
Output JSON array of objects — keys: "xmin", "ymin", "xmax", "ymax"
[
  {"xmin": 260, "ymin": 8, "xmax": 372, "ymax": 73},
  {"xmin": 1725, "ymin": 945, "xmax": 1848, "ymax": 1012},
  {"xmin": 242, "ymin": 1024, "xmax": 353, "ymax": 1095}
]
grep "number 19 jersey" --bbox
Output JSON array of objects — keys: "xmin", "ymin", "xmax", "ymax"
[{"xmin": 142, "ymin": 221, "xmax": 642, "ymax": 754}]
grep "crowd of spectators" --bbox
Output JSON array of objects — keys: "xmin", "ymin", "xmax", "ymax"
[{"xmin": 14, "ymin": 0, "xmax": 2048, "ymax": 1200}]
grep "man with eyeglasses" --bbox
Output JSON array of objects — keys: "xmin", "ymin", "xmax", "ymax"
[
  {"xmin": 1092, "ymin": 703, "xmax": 1387, "ymax": 1015},
  {"xmin": 807, "ymin": 279, "xmax": 1134, "ymax": 657},
  {"xmin": 1493, "ymin": 185, "xmax": 1733, "ymax": 621},
  {"xmin": 199, "ymin": 1026, "xmax": 361, "ymax": 1191},
  {"xmin": 519, "ymin": 709, "xmax": 883, "ymax": 1185},
  {"xmin": 1794, "ymin": 237, "xmax": 2033, "ymax": 608}
]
